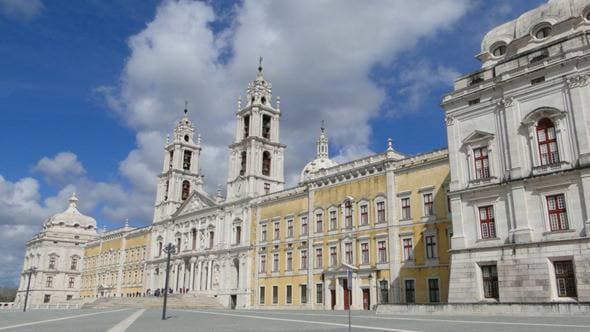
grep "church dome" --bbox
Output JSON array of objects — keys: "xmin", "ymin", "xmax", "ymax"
[
  {"xmin": 300, "ymin": 157, "xmax": 338, "ymax": 182},
  {"xmin": 300, "ymin": 123, "xmax": 338, "ymax": 182},
  {"xmin": 45, "ymin": 193, "xmax": 97, "ymax": 230}
]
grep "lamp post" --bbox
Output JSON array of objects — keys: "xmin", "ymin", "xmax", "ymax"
[
  {"xmin": 161, "ymin": 243, "xmax": 176, "ymax": 320},
  {"xmin": 23, "ymin": 267, "xmax": 37, "ymax": 312}
]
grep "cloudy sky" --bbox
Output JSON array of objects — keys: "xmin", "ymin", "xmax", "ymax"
[{"xmin": 0, "ymin": 0, "xmax": 546, "ymax": 286}]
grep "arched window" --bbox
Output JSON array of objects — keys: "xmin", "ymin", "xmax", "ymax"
[
  {"xmin": 240, "ymin": 151, "xmax": 247, "ymax": 176},
  {"xmin": 243, "ymin": 115, "xmax": 250, "ymax": 139},
  {"xmin": 176, "ymin": 237, "xmax": 182, "ymax": 252},
  {"xmin": 344, "ymin": 200, "xmax": 353, "ymax": 228},
  {"xmin": 235, "ymin": 225, "xmax": 242, "ymax": 245},
  {"xmin": 157, "ymin": 240, "xmax": 163, "ymax": 257},
  {"xmin": 262, "ymin": 114, "xmax": 271, "ymax": 139},
  {"xmin": 181, "ymin": 180, "xmax": 190, "ymax": 201},
  {"xmin": 209, "ymin": 231, "xmax": 215, "ymax": 249},
  {"xmin": 536, "ymin": 118, "xmax": 559, "ymax": 165},
  {"xmin": 48, "ymin": 255, "xmax": 58, "ymax": 270},
  {"xmin": 262, "ymin": 151, "xmax": 271, "ymax": 176},
  {"xmin": 164, "ymin": 180, "xmax": 170, "ymax": 201}
]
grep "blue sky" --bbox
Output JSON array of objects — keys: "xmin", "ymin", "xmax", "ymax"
[{"xmin": 0, "ymin": 0, "xmax": 546, "ymax": 286}]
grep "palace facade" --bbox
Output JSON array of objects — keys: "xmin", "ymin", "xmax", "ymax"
[{"xmin": 444, "ymin": 0, "xmax": 590, "ymax": 303}]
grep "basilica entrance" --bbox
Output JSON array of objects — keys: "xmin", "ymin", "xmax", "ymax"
[
  {"xmin": 362, "ymin": 288, "xmax": 370, "ymax": 310},
  {"xmin": 343, "ymin": 278, "xmax": 351, "ymax": 310}
]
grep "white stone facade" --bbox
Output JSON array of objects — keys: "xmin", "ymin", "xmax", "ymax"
[
  {"xmin": 443, "ymin": 0, "xmax": 590, "ymax": 303},
  {"xmin": 145, "ymin": 65, "xmax": 281, "ymax": 309},
  {"xmin": 14, "ymin": 194, "xmax": 98, "ymax": 308}
]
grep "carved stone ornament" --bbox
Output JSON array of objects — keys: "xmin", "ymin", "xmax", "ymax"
[
  {"xmin": 445, "ymin": 116, "xmax": 454, "ymax": 126},
  {"xmin": 566, "ymin": 74, "xmax": 589, "ymax": 89},
  {"xmin": 496, "ymin": 96, "xmax": 514, "ymax": 108}
]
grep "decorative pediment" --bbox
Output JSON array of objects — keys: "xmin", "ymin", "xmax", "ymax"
[
  {"xmin": 521, "ymin": 107, "xmax": 565, "ymax": 125},
  {"xmin": 462, "ymin": 130, "xmax": 495, "ymax": 146},
  {"xmin": 173, "ymin": 190, "xmax": 217, "ymax": 217}
]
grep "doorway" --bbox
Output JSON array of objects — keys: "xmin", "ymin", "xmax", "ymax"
[
  {"xmin": 343, "ymin": 278, "xmax": 350, "ymax": 310},
  {"xmin": 230, "ymin": 295, "xmax": 237, "ymax": 309},
  {"xmin": 330, "ymin": 289, "xmax": 336, "ymax": 310},
  {"xmin": 362, "ymin": 288, "xmax": 370, "ymax": 310}
]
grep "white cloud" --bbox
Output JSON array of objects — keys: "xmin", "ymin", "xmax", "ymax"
[
  {"xmin": 33, "ymin": 152, "xmax": 86, "ymax": 185},
  {"xmin": 0, "ymin": 0, "xmax": 43, "ymax": 21},
  {"xmin": 102, "ymin": 0, "xmax": 471, "ymax": 200}
]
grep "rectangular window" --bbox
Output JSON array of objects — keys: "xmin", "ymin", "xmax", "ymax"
[
  {"xmin": 66, "ymin": 295, "xmax": 73, "ymax": 301},
  {"xmin": 425, "ymin": 235, "xmax": 437, "ymax": 259},
  {"xmin": 315, "ymin": 248, "xmax": 323, "ymax": 269},
  {"xmin": 272, "ymin": 285, "xmax": 278, "ymax": 304},
  {"xmin": 547, "ymin": 194, "xmax": 568, "ymax": 231},
  {"xmin": 481, "ymin": 265, "xmax": 499, "ymax": 299},
  {"xmin": 68, "ymin": 277, "xmax": 75, "ymax": 289},
  {"xmin": 264, "ymin": 183, "xmax": 271, "ymax": 195},
  {"xmin": 259, "ymin": 286, "xmax": 265, "ymax": 304},
  {"xmin": 46, "ymin": 276, "xmax": 53, "ymax": 288},
  {"xmin": 273, "ymin": 253, "xmax": 279, "ymax": 272},
  {"xmin": 243, "ymin": 115, "xmax": 250, "ymax": 139},
  {"xmin": 537, "ymin": 120, "xmax": 560, "ymax": 165},
  {"xmin": 428, "ymin": 279, "xmax": 440, "ymax": 303},
  {"xmin": 286, "ymin": 252, "xmax": 293, "ymax": 272},
  {"xmin": 287, "ymin": 219, "xmax": 294, "ymax": 238},
  {"xmin": 235, "ymin": 225, "xmax": 241, "ymax": 244},
  {"xmin": 274, "ymin": 222, "xmax": 280, "ymax": 240},
  {"xmin": 554, "ymin": 261, "xmax": 577, "ymax": 298},
  {"xmin": 330, "ymin": 246, "xmax": 337, "ymax": 267},
  {"xmin": 344, "ymin": 201, "xmax": 353, "ymax": 228},
  {"xmin": 261, "ymin": 224, "xmax": 267, "ymax": 242},
  {"xmin": 401, "ymin": 198, "xmax": 411, "ymax": 220},
  {"xmin": 44, "ymin": 294, "xmax": 51, "ymax": 303},
  {"xmin": 316, "ymin": 284, "xmax": 323, "ymax": 304},
  {"xmin": 360, "ymin": 204, "xmax": 368, "ymax": 225},
  {"xmin": 260, "ymin": 254, "xmax": 266, "ymax": 273},
  {"xmin": 479, "ymin": 206, "xmax": 496, "ymax": 239},
  {"xmin": 377, "ymin": 201, "xmax": 386, "ymax": 223},
  {"xmin": 473, "ymin": 147, "xmax": 490, "ymax": 179},
  {"xmin": 70, "ymin": 258, "xmax": 78, "ymax": 271},
  {"xmin": 402, "ymin": 238, "xmax": 413, "ymax": 261},
  {"xmin": 361, "ymin": 242, "xmax": 369, "ymax": 265},
  {"xmin": 404, "ymin": 280, "xmax": 415, "ymax": 303},
  {"xmin": 378, "ymin": 240, "xmax": 387, "ymax": 263},
  {"xmin": 286, "ymin": 285, "xmax": 292, "ymax": 304},
  {"xmin": 423, "ymin": 193, "xmax": 434, "ymax": 216},
  {"xmin": 329, "ymin": 210, "xmax": 337, "ymax": 230},
  {"xmin": 379, "ymin": 280, "xmax": 389, "ymax": 304},
  {"xmin": 345, "ymin": 242, "xmax": 353, "ymax": 264},
  {"xmin": 300, "ymin": 284, "xmax": 307, "ymax": 304},
  {"xmin": 49, "ymin": 256, "xmax": 57, "ymax": 270},
  {"xmin": 316, "ymin": 212, "xmax": 323, "ymax": 233},
  {"xmin": 301, "ymin": 217, "xmax": 308, "ymax": 236},
  {"xmin": 301, "ymin": 249, "xmax": 308, "ymax": 269},
  {"xmin": 262, "ymin": 114, "xmax": 271, "ymax": 139}
]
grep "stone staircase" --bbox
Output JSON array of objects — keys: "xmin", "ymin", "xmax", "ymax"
[{"xmin": 82, "ymin": 294, "xmax": 223, "ymax": 309}]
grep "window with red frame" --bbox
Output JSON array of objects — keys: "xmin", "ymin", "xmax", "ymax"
[
  {"xmin": 401, "ymin": 198, "xmax": 411, "ymax": 219},
  {"xmin": 330, "ymin": 246, "xmax": 337, "ymax": 266},
  {"xmin": 345, "ymin": 243, "xmax": 353, "ymax": 264},
  {"xmin": 329, "ymin": 210, "xmax": 337, "ymax": 230},
  {"xmin": 473, "ymin": 147, "xmax": 490, "ymax": 179},
  {"xmin": 360, "ymin": 204, "xmax": 368, "ymax": 225},
  {"xmin": 547, "ymin": 194, "xmax": 568, "ymax": 231},
  {"xmin": 301, "ymin": 250, "xmax": 308, "ymax": 269},
  {"xmin": 361, "ymin": 242, "xmax": 369, "ymax": 264},
  {"xmin": 537, "ymin": 118, "xmax": 560, "ymax": 165},
  {"xmin": 315, "ymin": 248, "xmax": 322, "ymax": 269},
  {"xmin": 378, "ymin": 240, "xmax": 387, "ymax": 263},
  {"xmin": 344, "ymin": 201, "xmax": 353, "ymax": 228},
  {"xmin": 402, "ymin": 238, "xmax": 413, "ymax": 260},
  {"xmin": 316, "ymin": 212, "xmax": 323, "ymax": 233},
  {"xmin": 377, "ymin": 201, "xmax": 385, "ymax": 223},
  {"xmin": 423, "ymin": 193, "xmax": 434, "ymax": 216},
  {"xmin": 479, "ymin": 206, "xmax": 496, "ymax": 239}
]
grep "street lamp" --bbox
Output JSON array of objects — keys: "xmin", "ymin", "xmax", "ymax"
[
  {"xmin": 161, "ymin": 242, "xmax": 176, "ymax": 320},
  {"xmin": 23, "ymin": 267, "xmax": 37, "ymax": 312}
]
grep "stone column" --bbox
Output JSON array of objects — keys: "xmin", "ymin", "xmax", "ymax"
[
  {"xmin": 189, "ymin": 260, "xmax": 195, "ymax": 292},
  {"xmin": 172, "ymin": 263, "xmax": 178, "ymax": 291},
  {"xmin": 207, "ymin": 261, "xmax": 213, "ymax": 290},
  {"xmin": 196, "ymin": 260, "xmax": 202, "ymax": 291}
]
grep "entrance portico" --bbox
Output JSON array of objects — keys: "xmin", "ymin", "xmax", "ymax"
[{"xmin": 324, "ymin": 265, "xmax": 376, "ymax": 310}]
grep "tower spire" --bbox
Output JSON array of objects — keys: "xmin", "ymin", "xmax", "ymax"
[{"xmin": 316, "ymin": 121, "xmax": 329, "ymax": 159}]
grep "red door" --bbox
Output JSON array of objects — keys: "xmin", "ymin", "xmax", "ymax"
[
  {"xmin": 362, "ymin": 289, "xmax": 370, "ymax": 310},
  {"xmin": 330, "ymin": 289, "xmax": 336, "ymax": 310},
  {"xmin": 343, "ymin": 278, "xmax": 350, "ymax": 310}
]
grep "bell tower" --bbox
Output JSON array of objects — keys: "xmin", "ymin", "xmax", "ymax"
[
  {"xmin": 227, "ymin": 59, "xmax": 285, "ymax": 200},
  {"xmin": 153, "ymin": 105, "xmax": 203, "ymax": 223}
]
